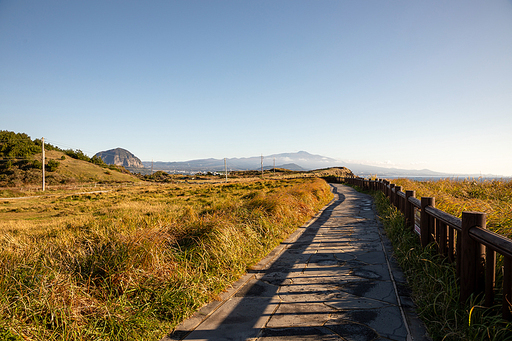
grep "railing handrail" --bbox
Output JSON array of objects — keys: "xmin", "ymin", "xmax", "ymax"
[
  {"xmin": 408, "ymin": 196, "xmax": 421, "ymax": 209},
  {"xmin": 424, "ymin": 206, "xmax": 462, "ymax": 231},
  {"xmin": 340, "ymin": 176, "xmax": 512, "ymax": 321},
  {"xmin": 470, "ymin": 226, "xmax": 512, "ymax": 259}
]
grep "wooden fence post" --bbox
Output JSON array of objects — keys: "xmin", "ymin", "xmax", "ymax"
[
  {"xmin": 420, "ymin": 197, "xmax": 434, "ymax": 248},
  {"xmin": 405, "ymin": 190, "xmax": 415, "ymax": 230},
  {"xmin": 485, "ymin": 248, "xmax": 496, "ymax": 307},
  {"xmin": 504, "ymin": 257, "xmax": 512, "ymax": 320},
  {"xmin": 460, "ymin": 211, "xmax": 486, "ymax": 303},
  {"xmin": 437, "ymin": 221, "xmax": 448, "ymax": 256},
  {"xmin": 390, "ymin": 184, "xmax": 395, "ymax": 206},
  {"xmin": 395, "ymin": 186, "xmax": 402, "ymax": 212}
]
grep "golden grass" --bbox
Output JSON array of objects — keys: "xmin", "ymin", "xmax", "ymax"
[
  {"xmin": 0, "ymin": 177, "xmax": 333, "ymax": 340},
  {"xmin": 390, "ymin": 177, "xmax": 512, "ymax": 238}
]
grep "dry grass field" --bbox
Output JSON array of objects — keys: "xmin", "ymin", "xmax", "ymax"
[
  {"xmin": 0, "ymin": 177, "xmax": 332, "ymax": 340},
  {"xmin": 389, "ymin": 177, "xmax": 512, "ymax": 238}
]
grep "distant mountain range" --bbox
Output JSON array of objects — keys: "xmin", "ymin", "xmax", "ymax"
[
  {"xmin": 142, "ymin": 151, "xmax": 336, "ymax": 173},
  {"xmin": 140, "ymin": 151, "xmax": 477, "ymax": 178},
  {"xmin": 94, "ymin": 148, "xmax": 495, "ymax": 178},
  {"xmin": 344, "ymin": 164, "xmax": 449, "ymax": 178}
]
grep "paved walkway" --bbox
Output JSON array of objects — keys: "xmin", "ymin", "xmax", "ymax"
[
  {"xmin": 0, "ymin": 190, "xmax": 110, "ymax": 200},
  {"xmin": 163, "ymin": 184, "xmax": 430, "ymax": 341}
]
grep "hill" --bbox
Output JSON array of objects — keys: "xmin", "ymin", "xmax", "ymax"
[
  {"xmin": 309, "ymin": 167, "xmax": 354, "ymax": 178},
  {"xmin": 0, "ymin": 131, "xmax": 139, "ymax": 188},
  {"xmin": 47, "ymin": 150, "xmax": 139, "ymax": 184},
  {"xmin": 1, "ymin": 149, "xmax": 139, "ymax": 188},
  {"xmin": 262, "ymin": 163, "xmax": 304, "ymax": 171}
]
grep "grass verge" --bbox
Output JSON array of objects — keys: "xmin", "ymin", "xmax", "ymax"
[
  {"xmin": 1, "ymin": 178, "xmax": 333, "ymax": 340},
  {"xmin": 372, "ymin": 190, "xmax": 512, "ymax": 340}
]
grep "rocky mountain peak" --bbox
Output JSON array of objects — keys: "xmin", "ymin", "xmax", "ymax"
[{"xmin": 94, "ymin": 148, "xmax": 144, "ymax": 168}]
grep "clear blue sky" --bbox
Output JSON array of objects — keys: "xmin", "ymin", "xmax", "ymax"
[{"xmin": 1, "ymin": 1, "xmax": 512, "ymax": 176}]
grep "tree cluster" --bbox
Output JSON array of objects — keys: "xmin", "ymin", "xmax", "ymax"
[{"xmin": 0, "ymin": 131, "xmax": 42, "ymax": 158}]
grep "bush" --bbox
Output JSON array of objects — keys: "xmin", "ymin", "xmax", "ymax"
[
  {"xmin": 91, "ymin": 155, "xmax": 107, "ymax": 167},
  {"xmin": 47, "ymin": 159, "xmax": 60, "ymax": 172},
  {"xmin": 32, "ymin": 160, "xmax": 42, "ymax": 169},
  {"xmin": 64, "ymin": 149, "xmax": 90, "ymax": 162}
]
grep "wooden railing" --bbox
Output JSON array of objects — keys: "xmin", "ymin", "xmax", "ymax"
[{"xmin": 341, "ymin": 176, "xmax": 512, "ymax": 320}]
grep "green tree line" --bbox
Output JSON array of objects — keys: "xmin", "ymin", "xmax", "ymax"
[{"xmin": 0, "ymin": 130, "xmax": 120, "ymax": 172}]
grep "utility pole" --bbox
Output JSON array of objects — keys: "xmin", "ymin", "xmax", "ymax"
[
  {"xmin": 224, "ymin": 158, "xmax": 228, "ymax": 182},
  {"xmin": 42, "ymin": 137, "xmax": 45, "ymax": 191},
  {"xmin": 273, "ymin": 157, "xmax": 275, "ymax": 174},
  {"xmin": 261, "ymin": 154, "xmax": 264, "ymax": 178}
]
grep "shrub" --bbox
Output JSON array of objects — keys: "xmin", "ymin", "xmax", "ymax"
[
  {"xmin": 91, "ymin": 155, "xmax": 107, "ymax": 167},
  {"xmin": 3, "ymin": 160, "xmax": 12, "ymax": 170},
  {"xmin": 47, "ymin": 159, "xmax": 60, "ymax": 172},
  {"xmin": 64, "ymin": 149, "xmax": 90, "ymax": 162},
  {"xmin": 32, "ymin": 160, "xmax": 42, "ymax": 169}
]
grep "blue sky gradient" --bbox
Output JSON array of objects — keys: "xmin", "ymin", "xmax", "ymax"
[{"xmin": 1, "ymin": 1, "xmax": 512, "ymax": 175}]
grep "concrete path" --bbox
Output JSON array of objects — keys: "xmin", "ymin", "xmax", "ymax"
[
  {"xmin": 163, "ymin": 184, "xmax": 430, "ymax": 341},
  {"xmin": 0, "ymin": 190, "xmax": 110, "ymax": 200}
]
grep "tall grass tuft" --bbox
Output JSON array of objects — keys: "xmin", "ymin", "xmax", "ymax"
[{"xmin": 1, "ymin": 178, "xmax": 332, "ymax": 340}]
